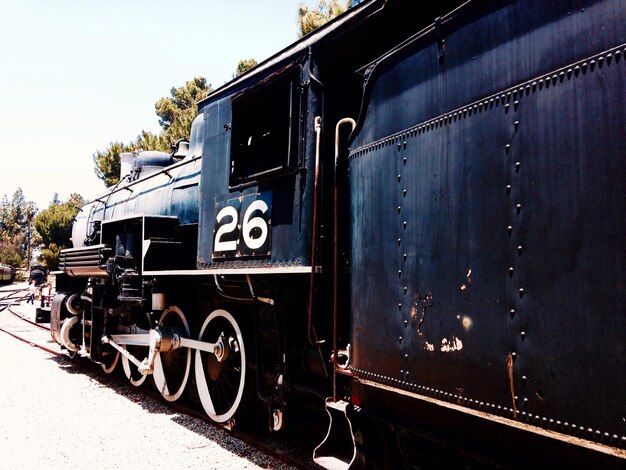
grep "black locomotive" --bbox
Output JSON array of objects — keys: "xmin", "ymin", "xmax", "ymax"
[{"xmin": 51, "ymin": 0, "xmax": 625, "ymax": 467}]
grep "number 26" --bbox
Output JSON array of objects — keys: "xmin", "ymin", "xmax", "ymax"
[{"xmin": 214, "ymin": 195, "xmax": 271, "ymax": 255}]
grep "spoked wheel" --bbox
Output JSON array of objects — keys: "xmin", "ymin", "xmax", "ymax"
[
  {"xmin": 100, "ymin": 345, "xmax": 120, "ymax": 374},
  {"xmin": 195, "ymin": 309, "xmax": 248, "ymax": 423},
  {"xmin": 153, "ymin": 306, "xmax": 191, "ymax": 402},
  {"xmin": 122, "ymin": 345, "xmax": 148, "ymax": 386}
]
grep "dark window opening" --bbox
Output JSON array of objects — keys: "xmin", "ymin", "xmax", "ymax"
[{"xmin": 230, "ymin": 67, "xmax": 301, "ymax": 185}]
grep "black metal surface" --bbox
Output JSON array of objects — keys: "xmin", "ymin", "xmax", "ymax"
[
  {"xmin": 349, "ymin": 0, "xmax": 625, "ymax": 446},
  {"xmin": 197, "ymin": 56, "xmax": 320, "ymax": 269}
]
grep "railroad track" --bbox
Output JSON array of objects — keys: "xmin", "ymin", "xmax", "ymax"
[
  {"xmin": 0, "ymin": 285, "xmax": 317, "ymax": 470},
  {"xmin": 0, "ymin": 287, "xmax": 60, "ymax": 356}
]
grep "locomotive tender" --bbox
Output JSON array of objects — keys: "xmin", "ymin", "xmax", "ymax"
[{"xmin": 51, "ymin": 0, "xmax": 625, "ymax": 467}]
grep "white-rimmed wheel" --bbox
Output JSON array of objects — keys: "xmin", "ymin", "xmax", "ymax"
[
  {"xmin": 153, "ymin": 306, "xmax": 191, "ymax": 402},
  {"xmin": 100, "ymin": 345, "xmax": 119, "ymax": 374},
  {"xmin": 122, "ymin": 344, "xmax": 148, "ymax": 386},
  {"xmin": 195, "ymin": 309, "xmax": 248, "ymax": 423}
]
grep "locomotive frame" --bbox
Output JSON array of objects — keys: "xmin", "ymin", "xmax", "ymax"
[{"xmin": 51, "ymin": 1, "xmax": 624, "ymax": 468}]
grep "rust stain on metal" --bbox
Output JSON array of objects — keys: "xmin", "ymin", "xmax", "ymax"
[
  {"xmin": 507, "ymin": 353, "xmax": 518, "ymax": 419},
  {"xmin": 411, "ymin": 290, "xmax": 433, "ymax": 336}
]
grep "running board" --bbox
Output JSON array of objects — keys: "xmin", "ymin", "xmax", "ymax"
[{"xmin": 313, "ymin": 399, "xmax": 357, "ymax": 470}]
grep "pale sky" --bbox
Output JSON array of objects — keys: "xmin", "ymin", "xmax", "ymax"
[{"xmin": 0, "ymin": 0, "xmax": 316, "ymax": 210}]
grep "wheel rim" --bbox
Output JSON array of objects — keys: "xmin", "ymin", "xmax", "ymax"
[
  {"xmin": 60, "ymin": 316, "xmax": 81, "ymax": 352},
  {"xmin": 65, "ymin": 293, "xmax": 82, "ymax": 315},
  {"xmin": 100, "ymin": 346, "xmax": 119, "ymax": 374},
  {"xmin": 121, "ymin": 345, "xmax": 148, "ymax": 386},
  {"xmin": 195, "ymin": 309, "xmax": 246, "ymax": 423},
  {"xmin": 153, "ymin": 306, "xmax": 191, "ymax": 402}
]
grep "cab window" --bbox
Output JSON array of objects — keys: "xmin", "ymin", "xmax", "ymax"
[{"xmin": 230, "ymin": 67, "xmax": 301, "ymax": 185}]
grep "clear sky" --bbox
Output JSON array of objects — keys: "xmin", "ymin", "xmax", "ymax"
[{"xmin": 0, "ymin": 0, "xmax": 315, "ymax": 210}]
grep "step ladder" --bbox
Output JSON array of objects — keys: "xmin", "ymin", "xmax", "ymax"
[{"xmin": 313, "ymin": 399, "xmax": 358, "ymax": 470}]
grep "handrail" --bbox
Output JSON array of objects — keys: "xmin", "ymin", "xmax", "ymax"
[
  {"xmin": 333, "ymin": 117, "xmax": 356, "ymax": 401},
  {"xmin": 81, "ymin": 155, "xmax": 202, "ymax": 209}
]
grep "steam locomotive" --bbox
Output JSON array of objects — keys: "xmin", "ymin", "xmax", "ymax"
[{"xmin": 51, "ymin": 0, "xmax": 625, "ymax": 467}]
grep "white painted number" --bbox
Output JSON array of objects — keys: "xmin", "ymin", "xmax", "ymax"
[
  {"xmin": 213, "ymin": 195, "xmax": 271, "ymax": 255},
  {"xmin": 214, "ymin": 205, "xmax": 238, "ymax": 252},
  {"xmin": 242, "ymin": 200, "xmax": 269, "ymax": 250}
]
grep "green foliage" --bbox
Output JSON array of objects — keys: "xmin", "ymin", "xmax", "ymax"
[
  {"xmin": 297, "ymin": 0, "xmax": 351, "ymax": 37},
  {"xmin": 0, "ymin": 245, "xmax": 23, "ymax": 267},
  {"xmin": 38, "ymin": 243, "xmax": 61, "ymax": 271},
  {"xmin": 234, "ymin": 59, "xmax": 258, "ymax": 78},
  {"xmin": 93, "ymin": 141, "xmax": 127, "ymax": 187},
  {"xmin": 155, "ymin": 77, "xmax": 211, "ymax": 149},
  {"xmin": 33, "ymin": 193, "xmax": 84, "ymax": 270},
  {"xmin": 0, "ymin": 188, "xmax": 37, "ymax": 268},
  {"xmin": 94, "ymin": 77, "xmax": 212, "ymax": 187},
  {"xmin": 155, "ymin": 77, "xmax": 210, "ymax": 131}
]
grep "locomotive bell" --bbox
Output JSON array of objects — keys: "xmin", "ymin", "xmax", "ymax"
[{"xmin": 171, "ymin": 139, "xmax": 189, "ymax": 159}]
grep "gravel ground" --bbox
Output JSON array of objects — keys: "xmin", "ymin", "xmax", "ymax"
[{"xmin": 0, "ymin": 311, "xmax": 298, "ymax": 470}]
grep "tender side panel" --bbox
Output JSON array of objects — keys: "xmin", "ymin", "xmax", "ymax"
[{"xmin": 349, "ymin": 0, "xmax": 625, "ymax": 444}]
